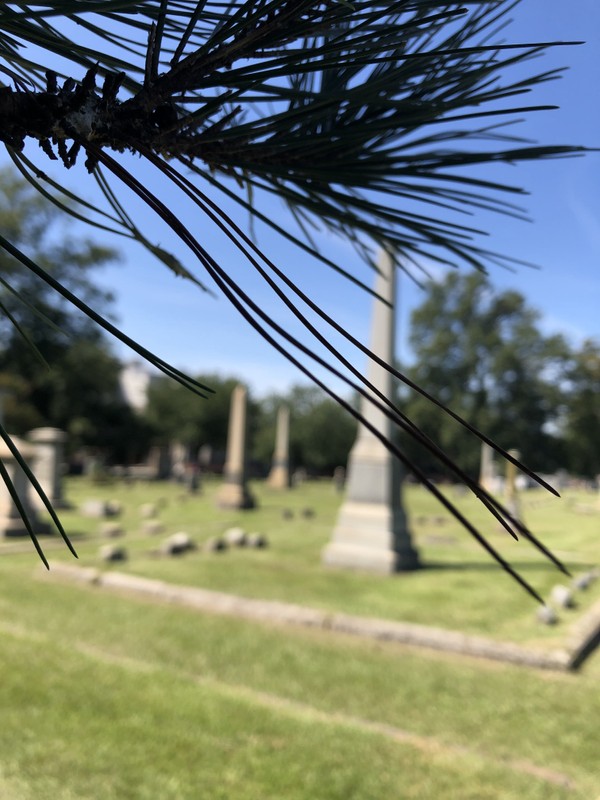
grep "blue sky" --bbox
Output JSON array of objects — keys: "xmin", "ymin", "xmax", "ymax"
[{"xmin": 5, "ymin": 1, "xmax": 600, "ymax": 398}]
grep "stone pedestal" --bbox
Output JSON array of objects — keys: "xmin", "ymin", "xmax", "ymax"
[
  {"xmin": 322, "ymin": 249, "xmax": 419, "ymax": 573},
  {"xmin": 0, "ymin": 436, "xmax": 50, "ymax": 537},
  {"xmin": 267, "ymin": 406, "xmax": 290, "ymax": 489},
  {"xmin": 216, "ymin": 385, "xmax": 256, "ymax": 510},
  {"xmin": 28, "ymin": 427, "xmax": 69, "ymax": 509}
]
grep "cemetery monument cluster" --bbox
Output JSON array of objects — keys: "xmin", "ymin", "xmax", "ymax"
[{"xmin": 0, "ymin": 247, "xmax": 424, "ymax": 580}]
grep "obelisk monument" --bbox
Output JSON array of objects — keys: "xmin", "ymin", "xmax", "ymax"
[
  {"xmin": 216, "ymin": 384, "xmax": 256, "ymax": 509},
  {"xmin": 479, "ymin": 442, "xmax": 497, "ymax": 494},
  {"xmin": 322, "ymin": 249, "xmax": 420, "ymax": 573},
  {"xmin": 267, "ymin": 406, "xmax": 291, "ymax": 489}
]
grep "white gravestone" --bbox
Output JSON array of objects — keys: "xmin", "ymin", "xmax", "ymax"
[{"xmin": 322, "ymin": 249, "xmax": 420, "ymax": 573}]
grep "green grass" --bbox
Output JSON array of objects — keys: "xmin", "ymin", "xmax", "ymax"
[
  {"xmin": 0, "ymin": 476, "xmax": 598, "ymax": 797},
  {"xmin": 0, "ymin": 556, "xmax": 598, "ymax": 798},
  {"xmin": 33, "ymin": 476, "xmax": 600, "ymax": 648}
]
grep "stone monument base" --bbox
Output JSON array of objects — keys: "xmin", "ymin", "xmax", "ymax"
[
  {"xmin": 33, "ymin": 497, "xmax": 72, "ymax": 511},
  {"xmin": 216, "ymin": 481, "xmax": 256, "ymax": 510},
  {"xmin": 267, "ymin": 464, "xmax": 289, "ymax": 490},
  {"xmin": 322, "ymin": 501, "xmax": 420, "ymax": 574},
  {"xmin": 0, "ymin": 516, "xmax": 51, "ymax": 538}
]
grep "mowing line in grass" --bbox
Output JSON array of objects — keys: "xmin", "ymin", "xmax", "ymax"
[{"xmin": 0, "ymin": 621, "xmax": 578, "ymax": 795}]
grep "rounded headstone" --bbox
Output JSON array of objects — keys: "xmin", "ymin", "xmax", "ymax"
[
  {"xmin": 224, "ymin": 527, "xmax": 247, "ymax": 547},
  {"xmin": 572, "ymin": 572, "xmax": 595, "ymax": 591},
  {"xmin": 160, "ymin": 531, "xmax": 195, "ymax": 556},
  {"xmin": 536, "ymin": 605, "xmax": 558, "ymax": 625},
  {"xmin": 99, "ymin": 522, "xmax": 125, "ymax": 538},
  {"xmin": 81, "ymin": 499, "xmax": 109, "ymax": 518},
  {"xmin": 550, "ymin": 584, "xmax": 576, "ymax": 609},
  {"xmin": 139, "ymin": 503, "xmax": 158, "ymax": 519},
  {"xmin": 99, "ymin": 544, "xmax": 127, "ymax": 562},
  {"xmin": 141, "ymin": 521, "xmax": 165, "ymax": 536},
  {"xmin": 106, "ymin": 500, "xmax": 122, "ymax": 517},
  {"xmin": 246, "ymin": 532, "xmax": 268, "ymax": 549},
  {"xmin": 204, "ymin": 536, "xmax": 227, "ymax": 553}
]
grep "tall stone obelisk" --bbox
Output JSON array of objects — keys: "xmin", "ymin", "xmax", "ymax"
[
  {"xmin": 504, "ymin": 448, "xmax": 522, "ymax": 521},
  {"xmin": 479, "ymin": 442, "xmax": 497, "ymax": 494},
  {"xmin": 216, "ymin": 384, "xmax": 256, "ymax": 510},
  {"xmin": 322, "ymin": 249, "xmax": 420, "ymax": 573},
  {"xmin": 267, "ymin": 406, "xmax": 291, "ymax": 489}
]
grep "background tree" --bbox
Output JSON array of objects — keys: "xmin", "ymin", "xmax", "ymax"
[
  {"xmin": 560, "ymin": 340, "xmax": 600, "ymax": 478},
  {"xmin": 0, "ymin": 167, "xmax": 116, "ymax": 363},
  {"xmin": 42, "ymin": 340, "xmax": 154, "ymax": 465},
  {"xmin": 144, "ymin": 374, "xmax": 260, "ymax": 465},
  {"xmin": 401, "ymin": 271, "xmax": 570, "ymax": 478},
  {"xmin": 0, "ymin": 167, "xmax": 151, "ymax": 463},
  {"xmin": 254, "ymin": 385, "xmax": 357, "ymax": 475},
  {"xmin": 0, "ymin": 164, "xmax": 116, "ymax": 413}
]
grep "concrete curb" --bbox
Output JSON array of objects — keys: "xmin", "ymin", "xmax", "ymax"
[{"xmin": 40, "ymin": 562, "xmax": 600, "ymax": 671}]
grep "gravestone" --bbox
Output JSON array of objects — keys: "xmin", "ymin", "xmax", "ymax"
[
  {"xmin": 247, "ymin": 532, "xmax": 268, "ymax": 548},
  {"xmin": 99, "ymin": 544, "xmax": 127, "ymax": 562},
  {"xmin": 267, "ymin": 405, "xmax": 291, "ymax": 489},
  {"xmin": 550, "ymin": 584, "xmax": 575, "ymax": 609},
  {"xmin": 28, "ymin": 427, "xmax": 69, "ymax": 509},
  {"xmin": 504, "ymin": 448, "xmax": 522, "ymax": 521},
  {"xmin": 216, "ymin": 384, "xmax": 256, "ymax": 509},
  {"xmin": 146, "ymin": 444, "xmax": 172, "ymax": 480},
  {"xmin": 322, "ymin": 249, "xmax": 420, "ymax": 573},
  {"xmin": 100, "ymin": 522, "xmax": 124, "ymax": 538},
  {"xmin": 170, "ymin": 441, "xmax": 187, "ymax": 482},
  {"xmin": 0, "ymin": 436, "xmax": 50, "ymax": 537},
  {"xmin": 479, "ymin": 442, "xmax": 500, "ymax": 494},
  {"xmin": 224, "ymin": 527, "xmax": 247, "ymax": 546},
  {"xmin": 160, "ymin": 531, "xmax": 196, "ymax": 556},
  {"xmin": 139, "ymin": 502, "xmax": 158, "ymax": 519},
  {"xmin": 333, "ymin": 466, "xmax": 346, "ymax": 493}
]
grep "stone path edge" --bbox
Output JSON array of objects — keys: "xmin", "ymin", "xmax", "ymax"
[{"xmin": 40, "ymin": 561, "xmax": 600, "ymax": 672}]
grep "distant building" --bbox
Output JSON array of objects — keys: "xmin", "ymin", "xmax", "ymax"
[{"xmin": 119, "ymin": 361, "xmax": 155, "ymax": 412}]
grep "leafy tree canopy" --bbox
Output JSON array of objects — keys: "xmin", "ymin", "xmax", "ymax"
[
  {"xmin": 0, "ymin": 166, "xmax": 117, "ymax": 369},
  {"xmin": 144, "ymin": 373, "xmax": 260, "ymax": 459},
  {"xmin": 0, "ymin": 168, "xmax": 152, "ymax": 461},
  {"xmin": 560, "ymin": 339, "xmax": 600, "ymax": 479},
  {"xmin": 254, "ymin": 385, "xmax": 357, "ymax": 474},
  {"xmin": 401, "ymin": 271, "xmax": 570, "ymax": 477}
]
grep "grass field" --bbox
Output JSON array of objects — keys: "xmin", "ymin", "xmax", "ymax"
[{"xmin": 0, "ymin": 476, "xmax": 598, "ymax": 798}]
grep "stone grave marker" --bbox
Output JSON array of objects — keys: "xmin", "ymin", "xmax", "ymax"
[
  {"xmin": 504, "ymin": 449, "xmax": 523, "ymax": 521},
  {"xmin": 28, "ymin": 427, "xmax": 69, "ymax": 509},
  {"xmin": 216, "ymin": 384, "xmax": 256, "ymax": 509},
  {"xmin": 99, "ymin": 544, "xmax": 127, "ymax": 562},
  {"xmin": 479, "ymin": 442, "xmax": 501, "ymax": 494},
  {"xmin": 0, "ymin": 436, "xmax": 50, "ymax": 537},
  {"xmin": 224, "ymin": 527, "xmax": 247, "ymax": 547},
  {"xmin": 160, "ymin": 531, "xmax": 196, "ymax": 556},
  {"xmin": 267, "ymin": 405, "xmax": 291, "ymax": 489},
  {"xmin": 322, "ymin": 249, "xmax": 420, "ymax": 573},
  {"xmin": 550, "ymin": 584, "xmax": 576, "ymax": 609}
]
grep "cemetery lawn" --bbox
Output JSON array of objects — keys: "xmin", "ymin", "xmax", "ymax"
[
  {"xmin": 36, "ymin": 476, "xmax": 600, "ymax": 649},
  {"xmin": 0, "ymin": 477, "xmax": 598, "ymax": 798},
  {"xmin": 0, "ymin": 551, "xmax": 599, "ymax": 798}
]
